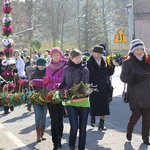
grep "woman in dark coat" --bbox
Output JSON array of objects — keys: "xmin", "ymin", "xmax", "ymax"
[
  {"xmin": 87, "ymin": 45, "xmax": 115, "ymax": 130},
  {"xmin": 120, "ymin": 39, "xmax": 150, "ymax": 145}
]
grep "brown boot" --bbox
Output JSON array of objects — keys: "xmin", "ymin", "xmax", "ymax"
[
  {"xmin": 36, "ymin": 127, "xmax": 41, "ymax": 142},
  {"xmin": 41, "ymin": 127, "xmax": 46, "ymax": 140}
]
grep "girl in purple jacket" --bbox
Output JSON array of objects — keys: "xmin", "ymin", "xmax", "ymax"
[
  {"xmin": 59, "ymin": 49, "xmax": 89, "ymax": 150},
  {"xmin": 32, "ymin": 47, "xmax": 67, "ymax": 150}
]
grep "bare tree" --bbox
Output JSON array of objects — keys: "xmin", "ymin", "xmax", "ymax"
[
  {"xmin": 81, "ymin": 0, "xmax": 114, "ymax": 50},
  {"xmin": 41, "ymin": 0, "xmax": 77, "ymax": 49},
  {"xmin": 10, "ymin": 0, "xmax": 42, "ymax": 49},
  {"xmin": 0, "ymin": 0, "xmax": 130, "ymax": 52}
]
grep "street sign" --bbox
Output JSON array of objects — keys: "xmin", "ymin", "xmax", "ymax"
[{"xmin": 114, "ymin": 29, "xmax": 128, "ymax": 43}]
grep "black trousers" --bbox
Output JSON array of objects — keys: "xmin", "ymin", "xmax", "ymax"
[
  {"xmin": 127, "ymin": 108, "xmax": 150, "ymax": 140},
  {"xmin": 47, "ymin": 103, "xmax": 64, "ymax": 146}
]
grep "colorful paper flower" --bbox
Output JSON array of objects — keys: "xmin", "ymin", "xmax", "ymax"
[
  {"xmin": 2, "ymin": 26, "xmax": 13, "ymax": 32},
  {"xmin": 4, "ymin": 0, "xmax": 12, "ymax": 5},
  {"xmin": 2, "ymin": 16, "xmax": 12, "ymax": 25},
  {"xmin": 2, "ymin": 58, "xmax": 15, "ymax": 66},
  {"xmin": 2, "ymin": 6, "xmax": 12, "ymax": 14},
  {"xmin": 106, "ymin": 53, "xmax": 126, "ymax": 66},
  {"xmin": 2, "ymin": 70, "xmax": 14, "ymax": 76},
  {"xmin": 2, "ymin": 38, "xmax": 14, "ymax": 47}
]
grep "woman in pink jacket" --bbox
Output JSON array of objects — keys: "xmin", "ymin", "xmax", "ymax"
[{"xmin": 32, "ymin": 47, "xmax": 67, "ymax": 150}]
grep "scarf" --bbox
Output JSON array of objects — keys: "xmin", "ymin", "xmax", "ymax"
[
  {"xmin": 68, "ymin": 59, "xmax": 82, "ymax": 68},
  {"xmin": 134, "ymin": 53, "xmax": 144, "ymax": 61},
  {"xmin": 130, "ymin": 53, "xmax": 146, "ymax": 68},
  {"xmin": 34, "ymin": 67, "xmax": 46, "ymax": 75},
  {"xmin": 49, "ymin": 58, "xmax": 67, "ymax": 70}
]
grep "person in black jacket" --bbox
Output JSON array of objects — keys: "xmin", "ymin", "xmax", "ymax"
[
  {"xmin": 120, "ymin": 39, "xmax": 150, "ymax": 145},
  {"xmin": 87, "ymin": 46, "xmax": 115, "ymax": 130}
]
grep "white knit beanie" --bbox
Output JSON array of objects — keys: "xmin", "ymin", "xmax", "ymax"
[{"xmin": 130, "ymin": 39, "xmax": 145, "ymax": 53}]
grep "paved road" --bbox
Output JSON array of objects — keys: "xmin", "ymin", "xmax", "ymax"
[{"xmin": 0, "ymin": 67, "xmax": 149, "ymax": 150}]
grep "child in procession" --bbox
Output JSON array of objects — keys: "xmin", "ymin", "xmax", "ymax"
[
  {"xmin": 32, "ymin": 47, "xmax": 68, "ymax": 150},
  {"xmin": 59, "ymin": 49, "xmax": 90, "ymax": 150},
  {"xmin": 29, "ymin": 58, "xmax": 47, "ymax": 142}
]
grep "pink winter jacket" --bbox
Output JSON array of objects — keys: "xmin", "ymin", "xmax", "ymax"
[{"xmin": 32, "ymin": 59, "xmax": 68, "ymax": 91}]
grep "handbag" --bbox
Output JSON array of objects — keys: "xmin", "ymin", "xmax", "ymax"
[{"xmin": 122, "ymin": 83, "xmax": 129, "ymax": 103}]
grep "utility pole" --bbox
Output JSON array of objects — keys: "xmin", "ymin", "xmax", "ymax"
[
  {"xmin": 84, "ymin": 0, "xmax": 89, "ymax": 50},
  {"xmin": 126, "ymin": 3, "xmax": 134, "ymax": 44},
  {"xmin": 77, "ymin": 0, "xmax": 81, "ymax": 50}
]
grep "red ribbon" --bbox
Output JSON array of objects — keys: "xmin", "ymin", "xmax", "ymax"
[{"xmin": 17, "ymin": 79, "xmax": 27, "ymax": 85}]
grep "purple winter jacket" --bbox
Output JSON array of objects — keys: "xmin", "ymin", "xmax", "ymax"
[
  {"xmin": 32, "ymin": 59, "xmax": 68, "ymax": 91},
  {"xmin": 59, "ymin": 60, "xmax": 89, "ymax": 89}
]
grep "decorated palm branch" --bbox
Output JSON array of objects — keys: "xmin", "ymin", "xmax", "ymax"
[
  {"xmin": 0, "ymin": 81, "xmax": 97, "ymax": 106},
  {"xmin": 106, "ymin": 52, "xmax": 129, "ymax": 66}
]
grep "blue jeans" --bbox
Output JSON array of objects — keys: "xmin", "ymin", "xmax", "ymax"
[
  {"xmin": 66, "ymin": 106, "xmax": 89, "ymax": 150},
  {"xmin": 33, "ymin": 104, "xmax": 47, "ymax": 127}
]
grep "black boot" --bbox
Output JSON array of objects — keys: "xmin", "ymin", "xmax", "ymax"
[
  {"xmin": 53, "ymin": 146, "xmax": 59, "ymax": 150},
  {"xmin": 27, "ymin": 103, "xmax": 31, "ymax": 111},
  {"xmin": 69, "ymin": 146, "xmax": 75, "ymax": 150},
  {"xmin": 143, "ymin": 139, "xmax": 150, "ymax": 145},
  {"xmin": 4, "ymin": 106, "xmax": 10, "ymax": 114},
  {"xmin": 51, "ymin": 128, "xmax": 59, "ymax": 150},
  {"xmin": 10, "ymin": 106, "xmax": 14, "ymax": 111},
  {"xmin": 126, "ymin": 132, "xmax": 132, "ymax": 141},
  {"xmin": 91, "ymin": 116, "xmax": 96, "ymax": 127},
  {"xmin": 58, "ymin": 136, "xmax": 62, "ymax": 148},
  {"xmin": 98, "ymin": 119, "xmax": 107, "ymax": 131}
]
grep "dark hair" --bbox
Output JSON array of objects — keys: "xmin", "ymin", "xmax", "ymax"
[
  {"xmin": 0, "ymin": 51, "xmax": 4, "ymax": 56},
  {"xmin": 70, "ymin": 49, "xmax": 82, "ymax": 59},
  {"xmin": 64, "ymin": 53, "xmax": 69, "ymax": 56},
  {"xmin": 25, "ymin": 56, "xmax": 31, "ymax": 61}
]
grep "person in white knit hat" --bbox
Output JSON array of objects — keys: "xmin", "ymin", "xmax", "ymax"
[
  {"xmin": 130, "ymin": 39, "xmax": 145, "ymax": 53},
  {"xmin": 120, "ymin": 39, "xmax": 150, "ymax": 145}
]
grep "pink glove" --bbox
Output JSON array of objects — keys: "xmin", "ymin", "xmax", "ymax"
[{"xmin": 43, "ymin": 76, "xmax": 49, "ymax": 84}]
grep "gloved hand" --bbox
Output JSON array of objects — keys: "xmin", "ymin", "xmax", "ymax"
[
  {"xmin": 29, "ymin": 80, "xmax": 33, "ymax": 86},
  {"xmin": 43, "ymin": 76, "xmax": 49, "ymax": 84}
]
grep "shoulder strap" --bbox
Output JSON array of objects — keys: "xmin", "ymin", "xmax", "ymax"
[
  {"xmin": 124, "ymin": 83, "xmax": 127, "ymax": 92},
  {"xmin": 52, "ymin": 64, "xmax": 66, "ymax": 76}
]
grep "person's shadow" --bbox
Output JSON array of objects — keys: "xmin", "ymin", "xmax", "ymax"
[
  {"xmin": 86, "ymin": 128, "xmax": 111, "ymax": 149},
  {"xmin": 13, "ymin": 142, "xmax": 39, "ymax": 150},
  {"xmin": 124, "ymin": 142, "xmax": 148, "ymax": 150},
  {"xmin": 2, "ymin": 112, "xmax": 34, "ymax": 123}
]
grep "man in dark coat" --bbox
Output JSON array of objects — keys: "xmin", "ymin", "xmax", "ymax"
[{"xmin": 87, "ymin": 45, "xmax": 115, "ymax": 130}]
